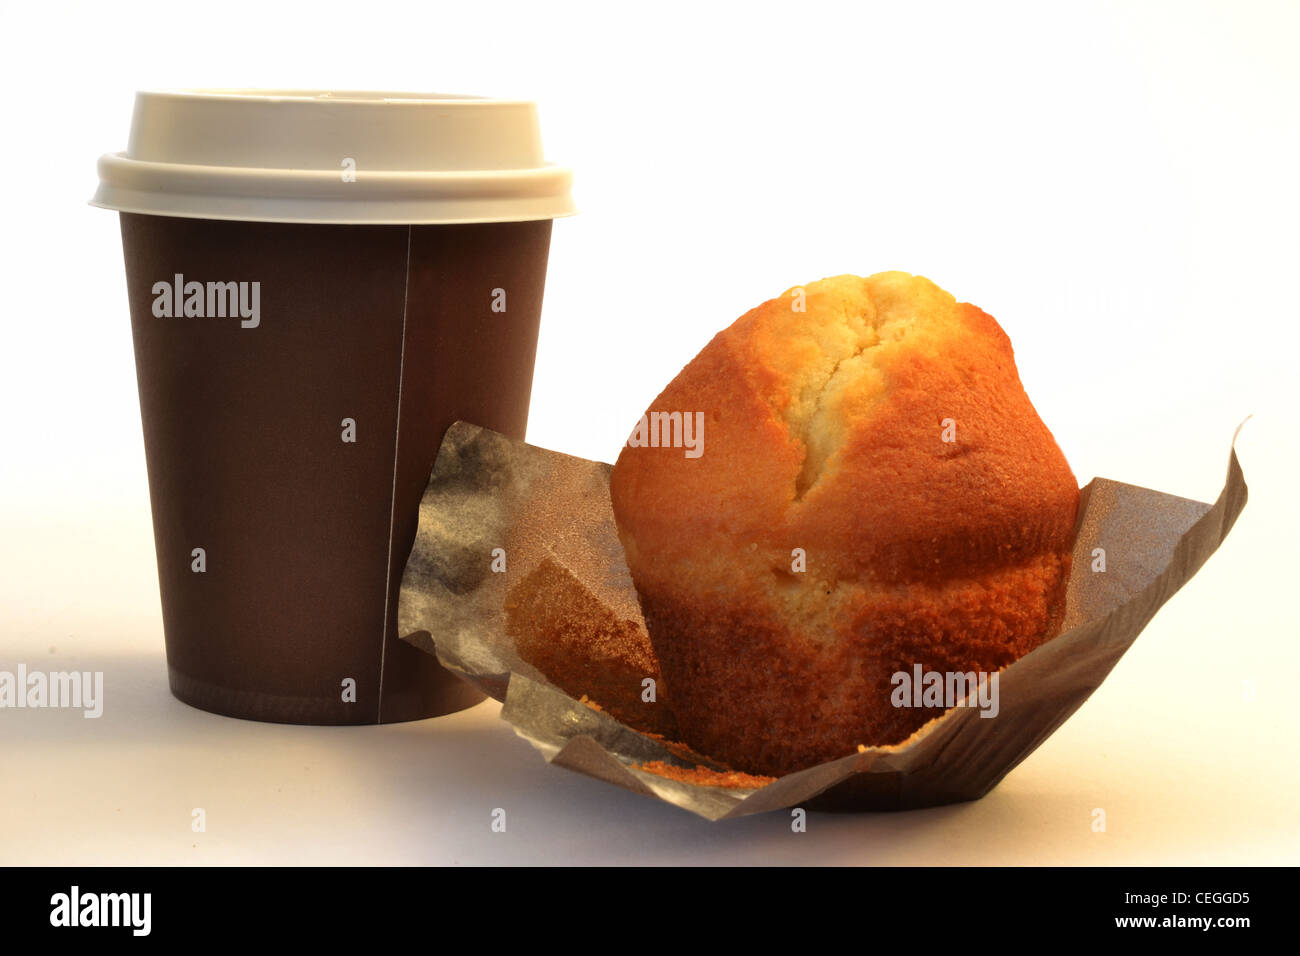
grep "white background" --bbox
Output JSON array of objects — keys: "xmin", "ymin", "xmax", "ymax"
[{"xmin": 1, "ymin": 0, "xmax": 1297, "ymax": 864}]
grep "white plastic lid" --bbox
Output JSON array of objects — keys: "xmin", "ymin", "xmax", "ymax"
[{"xmin": 91, "ymin": 89, "xmax": 575, "ymax": 225}]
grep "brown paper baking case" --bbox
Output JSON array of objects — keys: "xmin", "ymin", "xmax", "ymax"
[{"xmin": 398, "ymin": 421, "xmax": 1246, "ymax": 818}]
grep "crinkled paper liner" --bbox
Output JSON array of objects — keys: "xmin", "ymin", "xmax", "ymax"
[{"xmin": 398, "ymin": 420, "xmax": 1248, "ymax": 820}]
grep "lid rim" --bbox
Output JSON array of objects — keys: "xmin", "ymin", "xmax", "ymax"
[
  {"xmin": 86, "ymin": 196, "xmax": 577, "ymax": 227},
  {"xmin": 100, "ymin": 151, "xmax": 571, "ymax": 179}
]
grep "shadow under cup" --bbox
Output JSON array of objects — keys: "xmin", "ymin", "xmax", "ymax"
[{"xmin": 119, "ymin": 212, "xmax": 554, "ymax": 723}]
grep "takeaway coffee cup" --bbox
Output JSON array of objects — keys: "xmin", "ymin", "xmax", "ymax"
[{"xmin": 92, "ymin": 90, "xmax": 574, "ymax": 724}]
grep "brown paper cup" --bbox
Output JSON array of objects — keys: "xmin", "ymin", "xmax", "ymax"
[
  {"xmin": 398, "ymin": 421, "xmax": 1247, "ymax": 817},
  {"xmin": 119, "ymin": 214, "xmax": 555, "ymax": 723},
  {"xmin": 95, "ymin": 90, "xmax": 574, "ymax": 724}
]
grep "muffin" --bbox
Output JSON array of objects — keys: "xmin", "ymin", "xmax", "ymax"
[
  {"xmin": 506, "ymin": 557, "xmax": 678, "ymax": 738},
  {"xmin": 609, "ymin": 272, "xmax": 1078, "ymax": 776}
]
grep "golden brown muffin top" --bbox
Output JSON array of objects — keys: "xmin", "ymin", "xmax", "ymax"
[{"xmin": 610, "ymin": 272, "xmax": 1078, "ymax": 595}]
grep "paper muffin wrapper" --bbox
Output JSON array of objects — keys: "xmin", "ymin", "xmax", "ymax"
[{"xmin": 397, "ymin": 421, "xmax": 1248, "ymax": 820}]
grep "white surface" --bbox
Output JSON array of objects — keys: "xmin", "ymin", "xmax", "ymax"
[{"xmin": 2, "ymin": 0, "xmax": 1298, "ymax": 864}]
